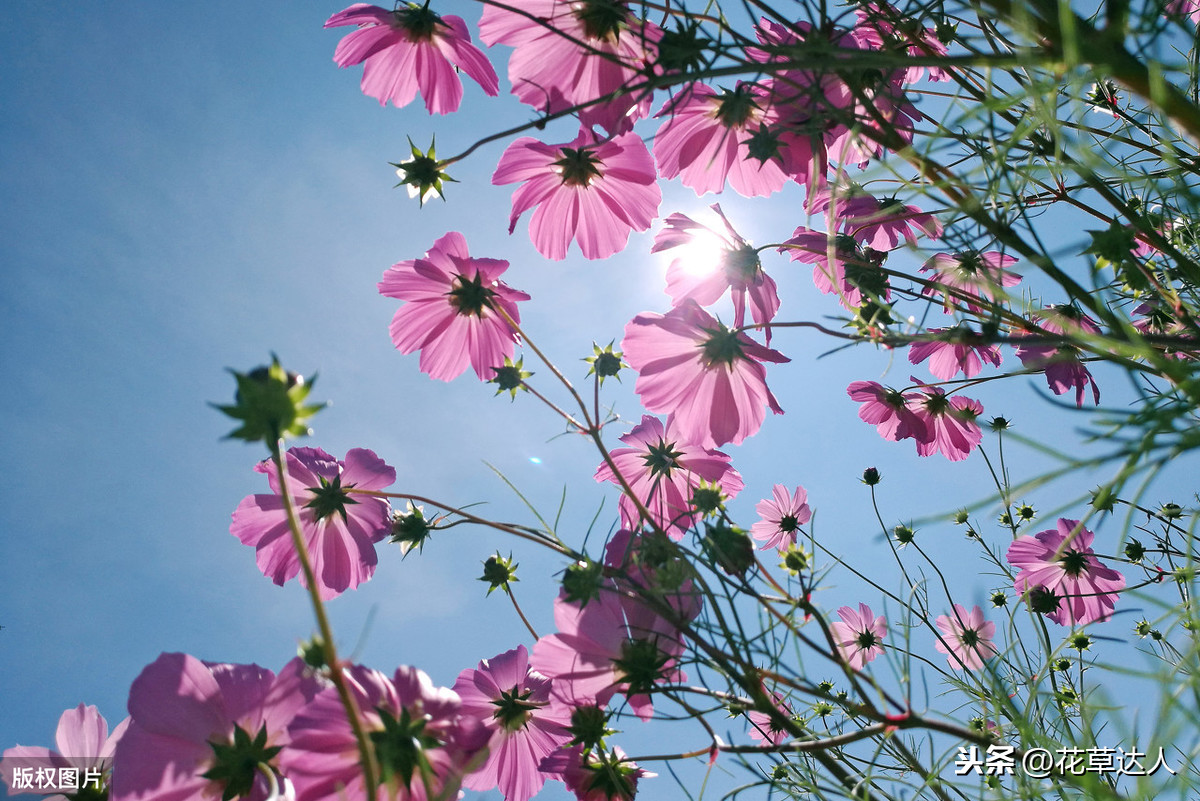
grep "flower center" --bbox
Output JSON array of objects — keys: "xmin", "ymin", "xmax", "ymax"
[
  {"xmin": 491, "ymin": 685, "xmax": 541, "ymax": 732},
  {"xmin": 304, "ymin": 475, "xmax": 359, "ymax": 523},
  {"xmin": 613, "ymin": 638, "xmax": 671, "ymax": 695},
  {"xmin": 779, "ymin": 515, "xmax": 798, "ymax": 533},
  {"xmin": 721, "ymin": 245, "xmax": 761, "ymax": 286},
  {"xmin": 855, "ymin": 631, "xmax": 879, "ymax": 649},
  {"xmin": 554, "ymin": 146, "xmax": 603, "ymax": 187},
  {"xmin": 1058, "ymin": 549, "xmax": 1089, "ymax": 577},
  {"xmin": 713, "ymin": 86, "xmax": 760, "ymax": 128},
  {"xmin": 394, "ymin": 4, "xmax": 440, "ymax": 41},
  {"xmin": 959, "ymin": 628, "xmax": 980, "ymax": 648},
  {"xmin": 642, "ymin": 439, "xmax": 684, "ymax": 478},
  {"xmin": 700, "ymin": 325, "xmax": 745, "ymax": 367},
  {"xmin": 202, "ymin": 724, "xmax": 282, "ymax": 801},
  {"xmin": 574, "ymin": 0, "xmax": 628, "ymax": 42},
  {"xmin": 448, "ymin": 272, "xmax": 492, "ymax": 316},
  {"xmin": 370, "ymin": 707, "xmax": 443, "ymax": 790}
]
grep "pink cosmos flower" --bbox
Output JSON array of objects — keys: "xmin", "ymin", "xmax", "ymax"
[
  {"xmin": 3, "ymin": 705, "xmax": 128, "ymax": 801},
  {"xmin": 1007, "ymin": 518, "xmax": 1126, "ymax": 626},
  {"xmin": 653, "ymin": 205, "xmax": 780, "ymax": 337},
  {"xmin": 478, "ymin": 0, "xmax": 661, "ymax": 134},
  {"xmin": 1166, "ymin": 0, "xmax": 1200, "ymax": 25},
  {"xmin": 1013, "ymin": 306, "xmax": 1101, "ymax": 407},
  {"xmin": 908, "ymin": 326, "xmax": 1003, "ymax": 380},
  {"xmin": 540, "ymin": 746, "xmax": 653, "ymax": 801},
  {"xmin": 934, "ymin": 604, "xmax": 998, "ymax": 670},
  {"xmin": 531, "ymin": 590, "xmax": 686, "ymax": 721},
  {"xmin": 909, "ymin": 382, "xmax": 984, "ymax": 461},
  {"xmin": 493, "ymin": 128, "xmax": 661, "ymax": 260},
  {"xmin": 751, "ymin": 484, "xmax": 812, "ymax": 551},
  {"xmin": 830, "ymin": 603, "xmax": 887, "ymax": 670},
  {"xmin": 231, "ymin": 446, "xmax": 395, "ymax": 600},
  {"xmin": 746, "ymin": 693, "xmax": 792, "ymax": 746},
  {"xmin": 603, "ymin": 528, "xmax": 704, "ymax": 620},
  {"xmin": 285, "ymin": 664, "xmax": 487, "ymax": 801},
  {"xmin": 653, "ymin": 83, "xmax": 794, "ymax": 197},
  {"xmin": 453, "ymin": 646, "xmax": 572, "ymax": 801},
  {"xmin": 622, "ymin": 300, "xmax": 788, "ymax": 448},
  {"xmin": 808, "ymin": 184, "xmax": 943, "ymax": 251},
  {"xmin": 325, "ymin": 4, "xmax": 499, "ymax": 114},
  {"xmin": 853, "ymin": 3, "xmax": 951, "ymax": 84},
  {"xmin": 846, "ymin": 380, "xmax": 927, "ymax": 442},
  {"xmin": 920, "ymin": 251, "xmax": 1021, "ymax": 313},
  {"xmin": 594, "ymin": 416, "xmax": 743, "ymax": 537},
  {"xmin": 782, "ymin": 227, "xmax": 889, "ymax": 310},
  {"xmin": 112, "ymin": 654, "xmax": 318, "ymax": 801},
  {"xmin": 379, "ymin": 232, "xmax": 530, "ymax": 381}
]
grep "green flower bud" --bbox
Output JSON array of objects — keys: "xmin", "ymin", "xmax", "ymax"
[
  {"xmin": 480, "ymin": 553, "xmax": 518, "ymax": 594},
  {"xmin": 212, "ymin": 356, "xmax": 325, "ymax": 445}
]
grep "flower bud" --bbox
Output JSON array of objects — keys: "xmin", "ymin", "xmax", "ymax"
[{"xmin": 212, "ymin": 355, "xmax": 324, "ymax": 445}]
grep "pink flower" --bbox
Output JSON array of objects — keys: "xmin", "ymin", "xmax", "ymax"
[
  {"xmin": 230, "ymin": 446, "xmax": 395, "ymax": 600},
  {"xmin": 846, "ymin": 380, "xmax": 927, "ymax": 442},
  {"xmin": 112, "ymin": 654, "xmax": 318, "ymax": 801},
  {"xmin": 653, "ymin": 205, "xmax": 780, "ymax": 337},
  {"xmin": 478, "ymin": 0, "xmax": 661, "ymax": 134},
  {"xmin": 933, "ymin": 605, "xmax": 998, "ymax": 670},
  {"xmin": 909, "ymin": 383, "xmax": 984, "ymax": 461},
  {"xmin": 750, "ymin": 484, "xmax": 812, "ymax": 551},
  {"xmin": 1013, "ymin": 306, "xmax": 1101, "ymax": 407},
  {"xmin": 853, "ymin": 3, "xmax": 951, "ymax": 83},
  {"xmin": 531, "ymin": 591, "xmax": 686, "ymax": 721},
  {"xmin": 378, "ymin": 232, "xmax": 530, "ymax": 381},
  {"xmin": 3, "ymin": 705, "xmax": 128, "ymax": 801},
  {"xmin": 603, "ymin": 528, "xmax": 704, "ymax": 620},
  {"xmin": 782, "ymin": 227, "xmax": 888, "ymax": 310},
  {"xmin": 653, "ymin": 83, "xmax": 793, "ymax": 197},
  {"xmin": 493, "ymin": 128, "xmax": 661, "ymax": 260},
  {"xmin": 831, "ymin": 603, "xmax": 887, "ymax": 670},
  {"xmin": 452, "ymin": 646, "xmax": 572, "ymax": 801},
  {"xmin": 920, "ymin": 251, "xmax": 1021, "ymax": 313},
  {"xmin": 747, "ymin": 693, "xmax": 792, "ymax": 746},
  {"xmin": 908, "ymin": 326, "xmax": 1003, "ymax": 380},
  {"xmin": 808, "ymin": 184, "xmax": 942, "ymax": 251},
  {"xmin": 622, "ymin": 300, "xmax": 788, "ymax": 448},
  {"xmin": 1007, "ymin": 518, "xmax": 1126, "ymax": 626},
  {"xmin": 285, "ymin": 664, "xmax": 487, "ymax": 801},
  {"xmin": 540, "ymin": 746, "xmax": 653, "ymax": 801},
  {"xmin": 594, "ymin": 415, "xmax": 742, "ymax": 537},
  {"xmin": 325, "ymin": 4, "xmax": 498, "ymax": 114},
  {"xmin": 1166, "ymin": 0, "xmax": 1200, "ymax": 25}
]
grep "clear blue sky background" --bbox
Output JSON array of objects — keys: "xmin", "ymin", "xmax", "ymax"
[{"xmin": 2, "ymin": 2, "xmax": 1193, "ymax": 798}]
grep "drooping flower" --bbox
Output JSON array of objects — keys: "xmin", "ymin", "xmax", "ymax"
[
  {"xmin": 451, "ymin": 647, "xmax": 571, "ymax": 801},
  {"xmin": 653, "ymin": 83, "xmax": 794, "ymax": 197},
  {"xmin": 782, "ymin": 227, "xmax": 889, "ymax": 310},
  {"xmin": 830, "ymin": 603, "xmax": 887, "ymax": 670},
  {"xmin": 325, "ymin": 4, "xmax": 499, "ymax": 114},
  {"xmin": 1007, "ymin": 518, "xmax": 1126, "ymax": 626},
  {"xmin": 853, "ymin": 3, "xmax": 951, "ymax": 84},
  {"xmin": 653, "ymin": 205, "xmax": 779, "ymax": 336},
  {"xmin": 3, "ymin": 705, "xmax": 128, "ymax": 801},
  {"xmin": 285, "ymin": 665, "xmax": 487, "ymax": 801},
  {"xmin": 907, "ymin": 326, "xmax": 1003, "ymax": 380},
  {"xmin": 750, "ymin": 484, "xmax": 812, "ymax": 551},
  {"xmin": 1012, "ymin": 306, "xmax": 1101, "ymax": 407},
  {"xmin": 493, "ymin": 128, "xmax": 661, "ymax": 260},
  {"xmin": 846, "ymin": 380, "xmax": 926, "ymax": 442},
  {"xmin": 531, "ymin": 589, "xmax": 686, "ymax": 721},
  {"xmin": 746, "ymin": 693, "xmax": 793, "ymax": 746},
  {"xmin": 478, "ymin": 0, "xmax": 661, "ymax": 134},
  {"xmin": 540, "ymin": 746, "xmax": 653, "ymax": 801},
  {"xmin": 919, "ymin": 251, "xmax": 1021, "ymax": 313},
  {"xmin": 112, "ymin": 654, "xmax": 319, "ymax": 801},
  {"xmin": 378, "ymin": 232, "xmax": 530, "ymax": 380},
  {"xmin": 622, "ymin": 300, "xmax": 788, "ymax": 448},
  {"xmin": 909, "ymin": 382, "xmax": 984, "ymax": 461},
  {"xmin": 594, "ymin": 415, "xmax": 742, "ymax": 537},
  {"xmin": 808, "ymin": 183, "xmax": 942, "ymax": 251},
  {"xmin": 230, "ymin": 447, "xmax": 395, "ymax": 600},
  {"xmin": 933, "ymin": 604, "xmax": 998, "ymax": 670}
]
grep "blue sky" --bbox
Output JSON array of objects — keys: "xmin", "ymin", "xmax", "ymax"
[{"xmin": 2, "ymin": 2, "xmax": 1195, "ymax": 799}]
